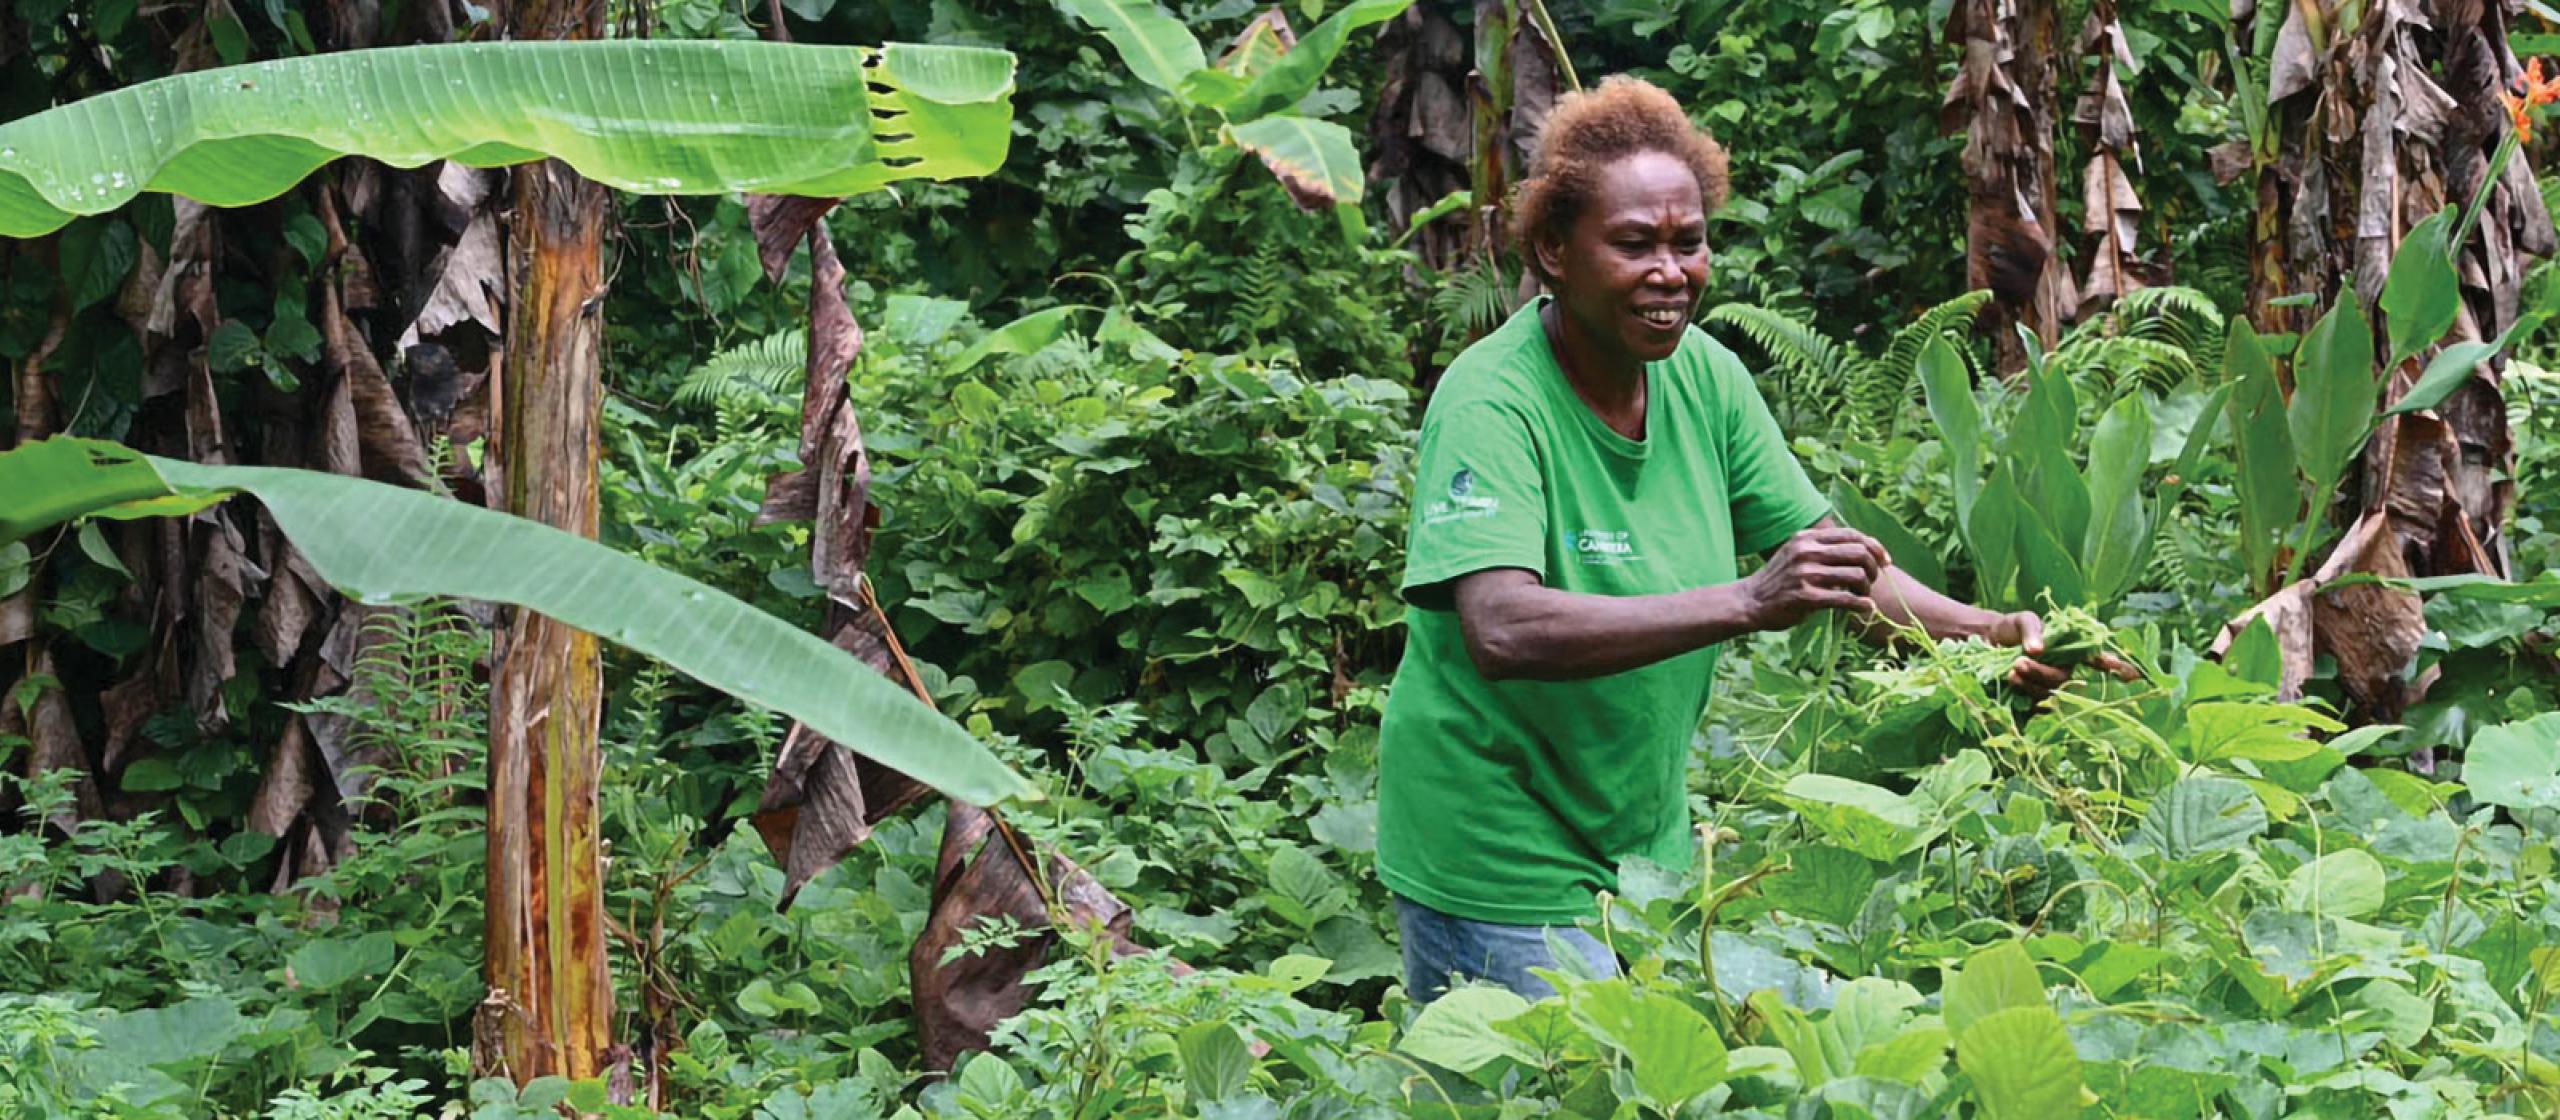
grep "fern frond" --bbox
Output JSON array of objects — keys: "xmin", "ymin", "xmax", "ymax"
[
  {"xmin": 2113, "ymin": 285, "xmax": 2226, "ymax": 369},
  {"xmin": 1236, "ymin": 240, "xmax": 1287, "ymax": 338},
  {"xmin": 674, "ymin": 329, "xmax": 809, "ymax": 408},
  {"xmin": 1850, "ymin": 290, "xmax": 1992, "ymax": 438},
  {"xmin": 1705, "ymin": 303, "xmax": 1852, "ymax": 382},
  {"xmin": 2049, "ymin": 335, "xmax": 2196, "ymax": 398},
  {"xmin": 1430, "ymin": 259, "xmax": 1515, "ymax": 344},
  {"xmin": 1704, "ymin": 303, "xmax": 1854, "ymax": 428}
]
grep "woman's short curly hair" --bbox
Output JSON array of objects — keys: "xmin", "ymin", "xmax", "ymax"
[{"xmin": 1513, "ymin": 76, "xmax": 1730, "ymax": 280}]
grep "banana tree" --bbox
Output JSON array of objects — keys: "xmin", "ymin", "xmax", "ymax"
[
  {"xmin": 2212, "ymin": 0, "xmax": 2553, "ymax": 730},
  {"xmin": 2220, "ymin": 182, "xmax": 2548, "ymax": 723},
  {"xmin": 0, "ymin": 36, "xmax": 1023, "ymax": 1087}
]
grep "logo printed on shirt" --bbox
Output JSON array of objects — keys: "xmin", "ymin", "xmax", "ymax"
[
  {"xmin": 1421, "ymin": 464, "xmax": 1500, "ymax": 527},
  {"xmin": 1562, "ymin": 528, "xmax": 1639, "ymax": 565}
]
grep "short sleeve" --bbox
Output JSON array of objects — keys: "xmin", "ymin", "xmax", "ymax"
[
  {"xmin": 1401, "ymin": 398, "xmax": 1548, "ymax": 604},
  {"xmin": 1710, "ymin": 348, "xmax": 1830, "ymax": 555}
]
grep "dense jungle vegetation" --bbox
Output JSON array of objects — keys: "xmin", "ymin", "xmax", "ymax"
[{"xmin": 3, "ymin": 0, "xmax": 2560, "ymax": 1117}]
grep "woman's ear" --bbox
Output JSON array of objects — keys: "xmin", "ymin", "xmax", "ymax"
[{"xmin": 1530, "ymin": 231, "xmax": 1564, "ymax": 285}]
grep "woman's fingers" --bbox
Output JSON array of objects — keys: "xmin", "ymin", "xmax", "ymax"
[
  {"xmin": 2008, "ymin": 657, "xmax": 2071, "ymax": 695},
  {"xmin": 2093, "ymin": 652, "xmax": 2145, "ymax": 681},
  {"xmin": 1801, "ymin": 565, "xmax": 1879, "ymax": 593}
]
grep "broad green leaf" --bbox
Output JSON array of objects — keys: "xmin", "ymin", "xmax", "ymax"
[
  {"xmin": 2347, "ymin": 979, "xmax": 2434, "ymax": 1048},
  {"xmin": 2137, "ymin": 776, "xmax": 2268, "ymax": 860},
  {"xmin": 1918, "ymin": 337, "xmax": 1982, "ymax": 524},
  {"xmin": 2185, "ymin": 701, "xmax": 2342, "ymax": 765},
  {"xmin": 1226, "ymin": 115, "xmax": 1365, "ymax": 206},
  {"xmin": 1955, "ymin": 1006, "xmax": 2081, "ymax": 1120},
  {"xmin": 1943, "ymin": 941, "xmax": 2043, "ymax": 1036},
  {"xmin": 2381, "ymin": 208, "xmax": 2459, "ymax": 366},
  {"xmin": 2009, "ymin": 361, "xmax": 2090, "ymax": 550},
  {"xmin": 2013, "ymin": 510, "xmax": 2086, "ymax": 608},
  {"xmin": 1965, "ymin": 469, "xmax": 2026, "ymax": 609},
  {"xmin": 2226, "ymin": 322, "xmax": 2298, "ymax": 592},
  {"xmin": 1778, "ymin": 774, "xmax": 1928, "ymax": 862},
  {"xmin": 1055, "ymin": 0, "xmax": 1206, "ymax": 98},
  {"xmin": 1830, "ymin": 485, "xmax": 1945, "ymax": 592},
  {"xmin": 2386, "ymin": 310, "xmax": 2546, "ymax": 417},
  {"xmin": 1398, "ymin": 986, "xmax": 1535, "ymax": 1073},
  {"xmin": 1178, "ymin": 1021, "xmax": 1255, "ymax": 1102},
  {"xmin": 2290, "ymin": 297, "xmax": 2377, "ymax": 517},
  {"xmin": 951, "ymin": 305, "xmax": 1089, "ymax": 373},
  {"xmin": 2463, "ymin": 712, "xmax": 2560, "ymax": 810},
  {"xmin": 288, "ymin": 931, "xmax": 395, "ymax": 991},
  {"xmin": 1761, "ymin": 844, "xmax": 1877, "ymax": 926},
  {"xmin": 2080, "ymin": 392, "xmax": 2154, "ymax": 604},
  {"xmin": 1221, "ymin": 0, "xmax": 1414, "ymax": 122},
  {"xmin": 2228, "ymin": 616, "xmax": 2284, "ymax": 687},
  {"xmin": 2390, "ymin": 340, "xmax": 2496, "ymax": 417},
  {"xmin": 1570, "ymin": 981, "xmax": 1729, "ymax": 1108},
  {"xmin": 0, "ymin": 438, "xmax": 1034, "ymax": 807},
  {"xmin": 1853, "ymin": 1026, "xmax": 1950, "ymax": 1085},
  {"xmin": 0, "ymin": 41, "xmax": 1017, "ymax": 236},
  {"xmin": 2282, "ymin": 848, "xmax": 2387, "ymax": 918},
  {"xmin": 0, "ymin": 437, "xmax": 214, "ymax": 547}
]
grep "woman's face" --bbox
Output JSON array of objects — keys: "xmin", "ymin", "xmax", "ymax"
[{"xmin": 1536, "ymin": 149, "xmax": 1711, "ymax": 368}]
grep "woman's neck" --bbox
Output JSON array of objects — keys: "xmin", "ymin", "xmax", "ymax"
[{"xmin": 1541, "ymin": 300, "xmax": 1647, "ymax": 440}]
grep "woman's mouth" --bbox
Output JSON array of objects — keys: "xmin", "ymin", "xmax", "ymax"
[{"xmin": 1636, "ymin": 306, "xmax": 1685, "ymax": 330}]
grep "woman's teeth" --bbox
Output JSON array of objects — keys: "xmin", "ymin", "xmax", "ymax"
[{"xmin": 1639, "ymin": 308, "xmax": 1682, "ymax": 327}]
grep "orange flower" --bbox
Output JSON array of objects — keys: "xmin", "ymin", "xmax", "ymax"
[
  {"xmin": 2530, "ymin": 58, "xmax": 2560, "ymax": 106},
  {"xmin": 2509, "ymin": 58, "xmax": 2560, "ymax": 141}
]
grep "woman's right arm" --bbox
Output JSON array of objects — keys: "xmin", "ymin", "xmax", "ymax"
[{"xmin": 1450, "ymin": 525, "xmax": 1888, "ymax": 681}]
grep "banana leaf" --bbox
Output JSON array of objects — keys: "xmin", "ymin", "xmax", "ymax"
[
  {"xmin": 0, "ymin": 438, "xmax": 1035, "ymax": 808},
  {"xmin": 0, "ymin": 40, "xmax": 1015, "ymax": 236}
]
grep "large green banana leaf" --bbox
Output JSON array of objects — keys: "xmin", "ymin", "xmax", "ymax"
[
  {"xmin": 0, "ymin": 438, "xmax": 1035, "ymax": 808},
  {"xmin": 0, "ymin": 40, "xmax": 1015, "ymax": 236}
]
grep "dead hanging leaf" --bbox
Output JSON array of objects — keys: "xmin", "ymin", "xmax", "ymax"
[
  {"xmin": 146, "ymin": 200, "xmax": 217, "ymax": 340},
  {"xmin": 744, "ymin": 195, "xmax": 842, "ymax": 283},
  {"xmin": 2214, "ymin": 580, "xmax": 2318, "ymax": 699},
  {"xmin": 2269, "ymin": 0, "xmax": 2320, "ymax": 104},
  {"xmin": 396, "ymin": 210, "xmax": 504, "ymax": 352},
  {"xmin": 321, "ymin": 280, "xmax": 431, "ymax": 487},
  {"xmin": 246, "ymin": 714, "xmax": 319, "ymax": 838},
  {"xmin": 188, "ymin": 512, "xmax": 255, "ymax": 731},
  {"xmin": 743, "ymin": 196, "xmax": 923, "ymax": 907},
  {"xmin": 910, "ymin": 800, "xmax": 1159, "ymax": 1071},
  {"xmin": 98, "ymin": 673, "xmax": 162, "ymax": 775},
  {"xmin": 751, "ymin": 585, "xmax": 930, "ymax": 908},
  {"xmin": 2312, "ymin": 510, "xmax": 2425, "ymax": 721},
  {"xmin": 13, "ymin": 647, "xmax": 105, "ymax": 835},
  {"xmin": 253, "ymin": 508, "xmax": 329, "ymax": 668}
]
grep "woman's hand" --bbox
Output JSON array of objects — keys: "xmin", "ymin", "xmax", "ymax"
[
  {"xmin": 1741, "ymin": 526, "xmax": 1889, "ymax": 631},
  {"xmin": 1983, "ymin": 611, "xmax": 2142, "ymax": 696}
]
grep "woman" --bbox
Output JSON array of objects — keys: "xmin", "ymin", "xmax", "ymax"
[{"xmin": 1377, "ymin": 76, "xmax": 2076, "ymax": 1002}]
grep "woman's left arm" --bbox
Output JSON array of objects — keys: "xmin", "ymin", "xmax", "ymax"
[{"xmin": 1797, "ymin": 515, "xmax": 2107, "ymax": 694}]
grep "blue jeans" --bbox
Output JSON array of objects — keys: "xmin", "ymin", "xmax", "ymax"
[{"xmin": 1395, "ymin": 895, "xmax": 1621, "ymax": 1003}]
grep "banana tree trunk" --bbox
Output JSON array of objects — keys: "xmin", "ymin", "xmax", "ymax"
[
  {"xmin": 1944, "ymin": 0, "xmax": 2072, "ymax": 372},
  {"xmin": 479, "ymin": 0, "xmax": 614, "ymax": 1087}
]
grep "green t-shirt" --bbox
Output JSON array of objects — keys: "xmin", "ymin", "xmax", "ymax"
[{"xmin": 1377, "ymin": 300, "xmax": 1828, "ymax": 924}]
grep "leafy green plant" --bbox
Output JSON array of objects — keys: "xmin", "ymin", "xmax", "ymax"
[{"xmin": 1055, "ymin": 0, "xmax": 1409, "ymax": 213}]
